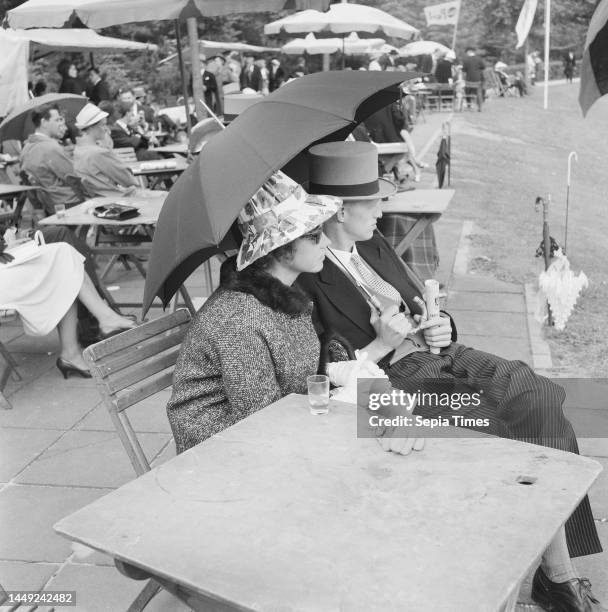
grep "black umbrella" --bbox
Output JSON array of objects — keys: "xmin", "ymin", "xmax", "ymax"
[
  {"xmin": 435, "ymin": 121, "xmax": 451, "ymax": 189},
  {"xmin": 143, "ymin": 70, "xmax": 417, "ymax": 313},
  {"xmin": 579, "ymin": 0, "xmax": 608, "ymax": 116},
  {"xmin": 0, "ymin": 93, "xmax": 87, "ymax": 142}
]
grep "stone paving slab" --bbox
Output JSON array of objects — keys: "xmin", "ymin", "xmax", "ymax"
[
  {"xmin": 0, "ymin": 560, "xmax": 60, "ymax": 592},
  {"xmin": 0, "ymin": 383, "xmax": 99, "ymax": 430},
  {"xmin": 445, "ymin": 310, "xmax": 528, "ymax": 339},
  {"xmin": 586, "ymin": 458, "xmax": 608, "ymax": 519},
  {"xmin": 5, "ymin": 332, "xmax": 60, "ymax": 355},
  {"xmin": 15, "ymin": 430, "xmax": 171, "ymax": 488},
  {"xmin": 562, "ymin": 407, "xmax": 608, "ymax": 448},
  {"xmin": 0, "ymin": 428, "xmax": 63, "ymax": 482},
  {"xmin": 75, "ymin": 389, "xmax": 173, "ymax": 434},
  {"xmin": 579, "ymin": 439, "xmax": 608, "ymax": 458},
  {"xmin": 43, "ymin": 563, "xmax": 146, "ymax": 612},
  {"xmin": 447, "ymin": 290, "xmax": 527, "ymax": 313},
  {"xmin": 449, "ymin": 273, "xmax": 523, "ymax": 294},
  {"xmin": 2, "ymin": 353, "xmax": 56, "ymax": 398},
  {"xmin": 0, "ymin": 485, "xmax": 104, "ymax": 562}
]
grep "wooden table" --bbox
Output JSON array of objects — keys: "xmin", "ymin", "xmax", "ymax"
[
  {"xmin": 54, "ymin": 394, "xmax": 601, "ymax": 612},
  {"xmin": 0, "ymin": 184, "xmax": 35, "ymax": 225},
  {"xmin": 127, "ymin": 157, "xmax": 188, "ymax": 189},
  {"xmin": 39, "ymin": 192, "xmax": 194, "ymax": 313},
  {"xmin": 379, "ymin": 188, "xmax": 454, "ymax": 258}
]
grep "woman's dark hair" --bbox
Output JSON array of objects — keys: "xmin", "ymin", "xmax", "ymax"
[
  {"xmin": 31, "ymin": 103, "xmax": 60, "ymax": 127},
  {"xmin": 57, "ymin": 59, "xmax": 72, "ymax": 77},
  {"xmin": 33, "ymin": 80, "xmax": 47, "ymax": 97}
]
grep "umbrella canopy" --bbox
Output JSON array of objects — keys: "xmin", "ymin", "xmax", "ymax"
[
  {"xmin": 1, "ymin": 28, "xmax": 157, "ymax": 53},
  {"xmin": 264, "ymin": 2, "xmax": 419, "ymax": 40},
  {"xmin": 143, "ymin": 70, "xmax": 417, "ymax": 312},
  {"xmin": 399, "ymin": 40, "xmax": 451, "ymax": 57},
  {"xmin": 282, "ymin": 32, "xmax": 384, "ymax": 55},
  {"xmin": 0, "ymin": 93, "xmax": 87, "ymax": 142},
  {"xmin": 158, "ymin": 40, "xmax": 281, "ymax": 66},
  {"xmin": 579, "ymin": 0, "xmax": 608, "ymax": 116},
  {"xmin": 6, "ymin": 0, "xmax": 331, "ymax": 29}
]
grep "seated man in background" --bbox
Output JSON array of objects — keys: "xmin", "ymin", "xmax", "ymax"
[
  {"xmin": 73, "ymin": 103, "xmax": 139, "ymax": 198},
  {"xmin": 20, "ymin": 103, "xmax": 83, "ymax": 214},
  {"xmin": 109, "ymin": 101, "xmax": 160, "ymax": 161}
]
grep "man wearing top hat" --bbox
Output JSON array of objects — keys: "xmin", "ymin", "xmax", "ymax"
[{"xmin": 297, "ymin": 141, "xmax": 604, "ymax": 612}]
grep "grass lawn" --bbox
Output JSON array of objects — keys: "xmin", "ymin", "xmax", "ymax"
[{"xmin": 443, "ymin": 82, "xmax": 608, "ymax": 377}]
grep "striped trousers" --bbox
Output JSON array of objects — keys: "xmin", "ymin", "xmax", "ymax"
[{"xmin": 386, "ymin": 342, "xmax": 602, "ymax": 558}]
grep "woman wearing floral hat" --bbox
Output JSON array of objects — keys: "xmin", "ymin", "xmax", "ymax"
[{"xmin": 166, "ymin": 173, "xmax": 393, "ymax": 454}]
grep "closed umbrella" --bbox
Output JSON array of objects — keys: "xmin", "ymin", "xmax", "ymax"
[
  {"xmin": 143, "ymin": 70, "xmax": 417, "ymax": 312},
  {"xmin": 399, "ymin": 40, "xmax": 451, "ymax": 57},
  {"xmin": 579, "ymin": 0, "xmax": 608, "ymax": 116},
  {"xmin": 0, "ymin": 93, "xmax": 87, "ymax": 142},
  {"xmin": 265, "ymin": 2, "xmax": 419, "ymax": 40}
]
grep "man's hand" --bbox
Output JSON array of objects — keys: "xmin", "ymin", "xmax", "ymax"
[
  {"xmin": 413, "ymin": 297, "xmax": 452, "ymax": 350},
  {"xmin": 370, "ymin": 304, "xmax": 413, "ymax": 349}
]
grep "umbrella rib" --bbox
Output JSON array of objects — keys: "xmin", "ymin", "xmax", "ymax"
[{"xmin": 255, "ymin": 99, "xmax": 351, "ymax": 121}]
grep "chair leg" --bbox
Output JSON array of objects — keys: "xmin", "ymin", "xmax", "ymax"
[
  {"xmin": 1, "ymin": 391, "xmax": 13, "ymax": 410},
  {"xmin": 126, "ymin": 579, "xmax": 162, "ymax": 612}
]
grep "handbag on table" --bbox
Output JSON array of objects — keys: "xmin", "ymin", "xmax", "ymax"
[{"xmin": 92, "ymin": 204, "xmax": 140, "ymax": 221}]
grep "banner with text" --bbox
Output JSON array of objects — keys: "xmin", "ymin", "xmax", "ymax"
[
  {"xmin": 515, "ymin": 0, "xmax": 538, "ymax": 48},
  {"xmin": 424, "ymin": 0, "xmax": 461, "ymax": 26}
]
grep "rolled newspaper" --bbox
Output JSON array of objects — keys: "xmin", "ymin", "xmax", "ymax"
[{"xmin": 423, "ymin": 279, "xmax": 441, "ymax": 355}]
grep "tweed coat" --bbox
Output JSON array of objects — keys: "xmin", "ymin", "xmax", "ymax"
[{"xmin": 167, "ymin": 264, "xmax": 325, "ymax": 454}]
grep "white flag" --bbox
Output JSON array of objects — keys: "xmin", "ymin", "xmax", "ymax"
[
  {"xmin": 424, "ymin": 1, "xmax": 461, "ymax": 26},
  {"xmin": 515, "ymin": 0, "xmax": 538, "ymax": 48}
]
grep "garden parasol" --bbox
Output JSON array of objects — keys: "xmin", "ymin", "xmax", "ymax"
[
  {"xmin": 579, "ymin": 0, "xmax": 608, "ymax": 116},
  {"xmin": 0, "ymin": 93, "xmax": 87, "ymax": 142},
  {"xmin": 264, "ymin": 2, "xmax": 419, "ymax": 40},
  {"xmin": 399, "ymin": 40, "xmax": 451, "ymax": 57},
  {"xmin": 281, "ymin": 32, "xmax": 385, "ymax": 55},
  {"xmin": 143, "ymin": 70, "xmax": 417, "ymax": 312}
]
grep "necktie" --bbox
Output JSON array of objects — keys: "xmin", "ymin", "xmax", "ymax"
[{"xmin": 349, "ymin": 253, "xmax": 402, "ymax": 312}]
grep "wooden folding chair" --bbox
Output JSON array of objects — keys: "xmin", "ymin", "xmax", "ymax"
[{"xmin": 83, "ymin": 309, "xmax": 192, "ymax": 611}]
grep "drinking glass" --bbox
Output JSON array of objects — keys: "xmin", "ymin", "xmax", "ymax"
[{"xmin": 307, "ymin": 374, "xmax": 330, "ymax": 415}]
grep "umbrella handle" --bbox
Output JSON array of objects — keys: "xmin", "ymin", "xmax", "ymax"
[
  {"xmin": 198, "ymin": 98, "xmax": 226, "ymax": 130},
  {"xmin": 567, "ymin": 151, "xmax": 577, "ymax": 187}
]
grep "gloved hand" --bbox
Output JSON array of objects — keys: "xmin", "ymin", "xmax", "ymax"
[{"xmin": 327, "ymin": 351, "xmax": 387, "ymax": 387}]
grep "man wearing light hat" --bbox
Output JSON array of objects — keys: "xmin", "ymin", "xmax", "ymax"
[
  {"xmin": 73, "ymin": 103, "xmax": 139, "ymax": 198},
  {"xmin": 297, "ymin": 141, "xmax": 604, "ymax": 608}
]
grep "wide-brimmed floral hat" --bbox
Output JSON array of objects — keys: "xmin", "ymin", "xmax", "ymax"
[{"xmin": 236, "ymin": 171, "xmax": 341, "ymax": 271}]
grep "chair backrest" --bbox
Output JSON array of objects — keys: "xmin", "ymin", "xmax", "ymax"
[
  {"xmin": 113, "ymin": 147, "xmax": 138, "ymax": 163},
  {"xmin": 83, "ymin": 309, "xmax": 192, "ymax": 476}
]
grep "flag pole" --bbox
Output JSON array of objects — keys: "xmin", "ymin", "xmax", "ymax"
[
  {"xmin": 543, "ymin": 0, "xmax": 550, "ymax": 109},
  {"xmin": 451, "ymin": 0, "xmax": 461, "ymax": 50}
]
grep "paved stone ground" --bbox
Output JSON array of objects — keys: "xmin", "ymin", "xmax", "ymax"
[{"xmin": 1, "ymin": 107, "xmax": 606, "ymax": 611}]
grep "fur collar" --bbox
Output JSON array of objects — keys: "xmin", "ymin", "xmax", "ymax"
[{"xmin": 219, "ymin": 257, "xmax": 312, "ymax": 317}]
